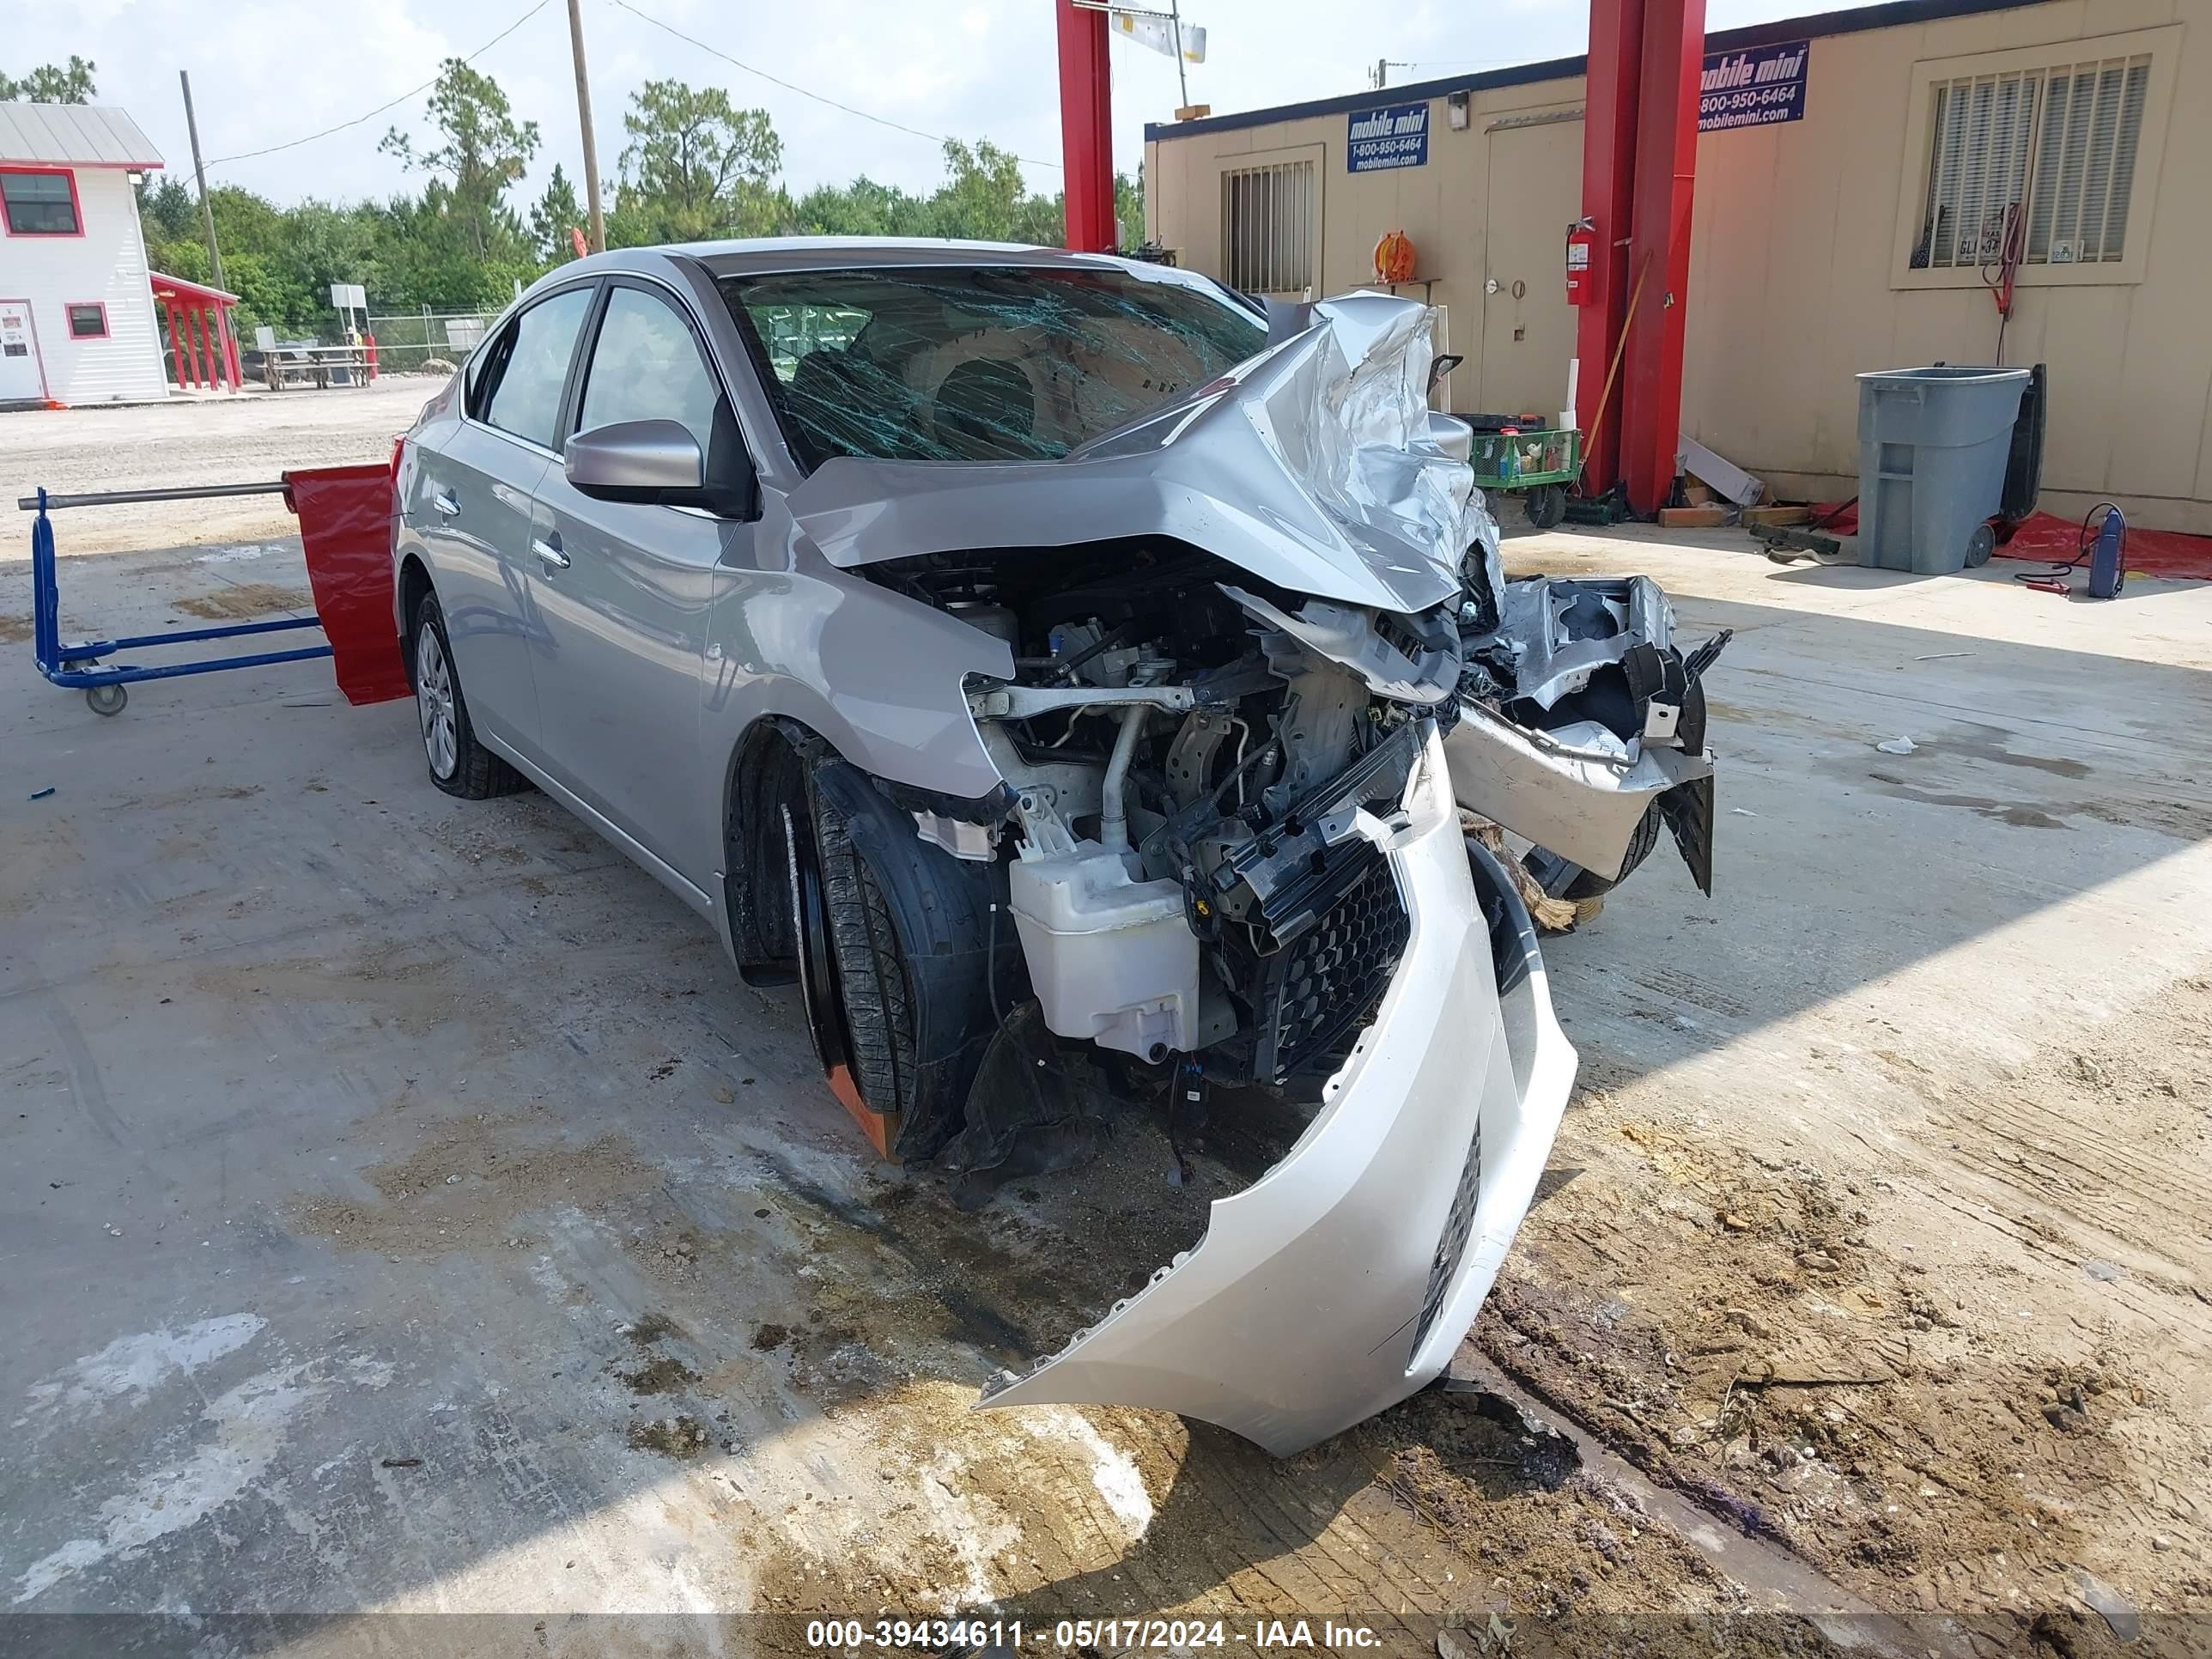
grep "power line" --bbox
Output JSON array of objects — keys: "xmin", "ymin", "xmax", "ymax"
[
  {"xmin": 204, "ymin": 0, "xmax": 554, "ymax": 169},
  {"xmin": 603, "ymin": 0, "xmax": 1062, "ymax": 171}
]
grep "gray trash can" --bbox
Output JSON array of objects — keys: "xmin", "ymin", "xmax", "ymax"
[{"xmin": 1856, "ymin": 366, "xmax": 2030, "ymax": 574}]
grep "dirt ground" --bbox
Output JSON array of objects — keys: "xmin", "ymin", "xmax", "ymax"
[
  {"xmin": 1, "ymin": 377, "xmax": 436, "ymax": 558},
  {"xmin": 1, "ymin": 420, "xmax": 2208, "ymax": 1657}
]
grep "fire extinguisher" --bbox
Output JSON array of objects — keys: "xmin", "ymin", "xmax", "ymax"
[{"xmin": 1565, "ymin": 216, "xmax": 1597, "ymax": 307}]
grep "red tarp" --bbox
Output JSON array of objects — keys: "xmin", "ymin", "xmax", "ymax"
[
  {"xmin": 285, "ymin": 464, "xmax": 410, "ymax": 705},
  {"xmin": 1810, "ymin": 502, "xmax": 2212, "ymax": 580}
]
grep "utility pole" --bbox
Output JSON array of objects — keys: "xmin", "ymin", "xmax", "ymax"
[
  {"xmin": 565, "ymin": 0, "xmax": 607, "ymax": 252},
  {"xmin": 1372, "ymin": 58, "xmax": 1388, "ymax": 88},
  {"xmin": 178, "ymin": 70, "xmax": 223, "ymax": 291}
]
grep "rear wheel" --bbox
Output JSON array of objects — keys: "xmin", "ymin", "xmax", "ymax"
[{"xmin": 411, "ymin": 590, "xmax": 526, "ymax": 799}]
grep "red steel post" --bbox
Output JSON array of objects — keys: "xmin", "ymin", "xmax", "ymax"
[
  {"xmin": 183, "ymin": 303, "xmax": 206, "ymax": 388},
  {"xmin": 1057, "ymin": 0, "xmax": 1116, "ymax": 252},
  {"xmin": 166, "ymin": 303, "xmax": 188, "ymax": 387},
  {"xmin": 1619, "ymin": 0, "xmax": 1705, "ymax": 515},
  {"xmin": 1574, "ymin": 0, "xmax": 1645, "ymax": 494}
]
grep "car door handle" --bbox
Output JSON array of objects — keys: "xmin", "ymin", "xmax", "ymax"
[
  {"xmin": 431, "ymin": 489, "xmax": 461, "ymax": 517},
  {"xmin": 532, "ymin": 536, "xmax": 570, "ymax": 570}
]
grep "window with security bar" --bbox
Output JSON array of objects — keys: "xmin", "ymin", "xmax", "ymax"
[
  {"xmin": 1911, "ymin": 52, "xmax": 2152, "ymax": 271},
  {"xmin": 1223, "ymin": 161, "xmax": 1316, "ymax": 295}
]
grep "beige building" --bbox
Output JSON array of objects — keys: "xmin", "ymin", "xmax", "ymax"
[{"xmin": 1146, "ymin": 0, "xmax": 2211, "ymax": 533}]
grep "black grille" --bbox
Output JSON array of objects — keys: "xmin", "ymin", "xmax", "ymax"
[
  {"xmin": 1250, "ymin": 844, "xmax": 1409, "ymax": 1085},
  {"xmin": 1413, "ymin": 1119, "xmax": 1484, "ymax": 1355}
]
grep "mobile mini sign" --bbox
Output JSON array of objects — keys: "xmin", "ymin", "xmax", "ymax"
[
  {"xmin": 1347, "ymin": 102, "xmax": 1430, "ymax": 173},
  {"xmin": 1698, "ymin": 40, "xmax": 1810, "ymax": 131}
]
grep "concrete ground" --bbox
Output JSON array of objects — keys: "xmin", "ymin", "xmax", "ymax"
[
  {"xmin": 2, "ymin": 380, "xmax": 437, "ymax": 557},
  {"xmin": 2, "ymin": 415, "xmax": 2208, "ymax": 1656}
]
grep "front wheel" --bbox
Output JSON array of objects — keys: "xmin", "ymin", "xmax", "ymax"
[
  {"xmin": 781, "ymin": 759, "xmax": 1008, "ymax": 1160},
  {"xmin": 86, "ymin": 683, "xmax": 127, "ymax": 717},
  {"xmin": 410, "ymin": 590, "xmax": 526, "ymax": 799},
  {"xmin": 1526, "ymin": 673, "xmax": 1706, "ymax": 901}
]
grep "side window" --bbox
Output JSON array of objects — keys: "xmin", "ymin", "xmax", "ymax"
[
  {"xmin": 576, "ymin": 286, "xmax": 726, "ymax": 453},
  {"xmin": 482, "ymin": 287, "xmax": 594, "ymax": 449}
]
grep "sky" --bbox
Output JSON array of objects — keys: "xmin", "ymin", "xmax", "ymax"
[{"xmin": 9, "ymin": 0, "xmax": 1883, "ymax": 215}]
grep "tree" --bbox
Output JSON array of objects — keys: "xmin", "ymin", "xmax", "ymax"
[
  {"xmin": 927, "ymin": 140, "xmax": 1059, "ymax": 245},
  {"xmin": 528, "ymin": 165, "xmax": 586, "ymax": 264},
  {"xmin": 272, "ymin": 201, "xmax": 385, "ymax": 310},
  {"xmin": 373, "ymin": 185, "xmax": 535, "ymax": 312},
  {"xmin": 1115, "ymin": 167, "xmax": 1144, "ymax": 251},
  {"xmin": 614, "ymin": 80, "xmax": 781, "ymax": 244},
  {"xmin": 137, "ymin": 176, "xmax": 198, "ymax": 246},
  {"xmin": 0, "ymin": 57, "xmax": 96, "ymax": 103},
  {"xmin": 792, "ymin": 175, "xmax": 931, "ymax": 240},
  {"xmin": 380, "ymin": 59, "xmax": 539, "ymax": 257}
]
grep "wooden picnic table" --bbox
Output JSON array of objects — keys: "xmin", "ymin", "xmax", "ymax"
[{"xmin": 260, "ymin": 345, "xmax": 371, "ymax": 391}]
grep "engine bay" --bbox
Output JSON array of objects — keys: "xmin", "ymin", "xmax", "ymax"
[
  {"xmin": 857, "ymin": 515, "xmax": 1727, "ymax": 1185},
  {"xmin": 872, "ymin": 544, "xmax": 1441, "ymax": 1097}
]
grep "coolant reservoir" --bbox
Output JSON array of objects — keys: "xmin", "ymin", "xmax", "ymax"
[{"xmin": 1008, "ymin": 842, "xmax": 1199, "ymax": 1062}]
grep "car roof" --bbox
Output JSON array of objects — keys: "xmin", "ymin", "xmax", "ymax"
[{"xmin": 567, "ymin": 237, "xmax": 1148, "ymax": 283}]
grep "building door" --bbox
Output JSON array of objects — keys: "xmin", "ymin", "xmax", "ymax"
[
  {"xmin": 1478, "ymin": 113, "xmax": 1582, "ymax": 422},
  {"xmin": 0, "ymin": 301, "xmax": 47, "ymax": 402}
]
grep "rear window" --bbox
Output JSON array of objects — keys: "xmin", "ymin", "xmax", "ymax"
[
  {"xmin": 477, "ymin": 286, "xmax": 594, "ymax": 450},
  {"xmin": 718, "ymin": 264, "xmax": 1265, "ymax": 469}
]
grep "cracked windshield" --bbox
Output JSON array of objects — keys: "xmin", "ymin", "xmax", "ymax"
[{"xmin": 720, "ymin": 265, "xmax": 1267, "ymax": 465}]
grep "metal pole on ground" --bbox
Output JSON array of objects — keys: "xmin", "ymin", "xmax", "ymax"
[
  {"xmin": 179, "ymin": 70, "xmax": 224, "ymax": 294},
  {"xmin": 566, "ymin": 0, "xmax": 608, "ymax": 252}
]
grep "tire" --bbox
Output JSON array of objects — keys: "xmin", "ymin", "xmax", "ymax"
[
  {"xmin": 1522, "ymin": 483, "xmax": 1567, "ymax": 530},
  {"xmin": 1965, "ymin": 522, "xmax": 1996, "ymax": 568},
  {"xmin": 410, "ymin": 589, "xmax": 526, "ymax": 799},
  {"xmin": 1530, "ymin": 673, "xmax": 1706, "ymax": 901},
  {"xmin": 788, "ymin": 760, "xmax": 1009, "ymax": 1159},
  {"xmin": 811, "ymin": 780, "xmax": 921, "ymax": 1127},
  {"xmin": 1558, "ymin": 801, "xmax": 1663, "ymax": 901}
]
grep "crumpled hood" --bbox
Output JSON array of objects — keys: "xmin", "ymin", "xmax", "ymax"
[{"xmin": 786, "ymin": 292, "xmax": 1485, "ymax": 617}]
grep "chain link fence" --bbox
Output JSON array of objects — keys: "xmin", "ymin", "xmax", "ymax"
[{"xmin": 364, "ymin": 310, "xmax": 502, "ymax": 375}]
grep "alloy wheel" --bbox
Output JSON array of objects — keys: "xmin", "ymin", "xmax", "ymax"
[{"xmin": 416, "ymin": 621, "xmax": 459, "ymax": 780}]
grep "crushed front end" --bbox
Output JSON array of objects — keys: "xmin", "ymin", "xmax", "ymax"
[
  {"xmin": 979, "ymin": 721, "xmax": 1575, "ymax": 1455},
  {"xmin": 790, "ymin": 288, "xmax": 1724, "ymax": 1454}
]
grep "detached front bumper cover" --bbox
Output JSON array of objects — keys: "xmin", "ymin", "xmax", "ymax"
[
  {"xmin": 978, "ymin": 728, "xmax": 1575, "ymax": 1455},
  {"xmin": 1443, "ymin": 707, "xmax": 1712, "ymax": 883}
]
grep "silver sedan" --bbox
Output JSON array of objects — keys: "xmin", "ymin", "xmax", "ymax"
[{"xmin": 392, "ymin": 240, "xmax": 1723, "ymax": 1453}]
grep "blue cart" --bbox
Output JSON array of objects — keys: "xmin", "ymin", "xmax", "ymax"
[{"xmin": 18, "ymin": 482, "xmax": 334, "ymax": 716}]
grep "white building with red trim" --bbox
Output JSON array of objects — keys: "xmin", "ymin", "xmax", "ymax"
[{"xmin": 0, "ymin": 102, "xmax": 213, "ymax": 408}]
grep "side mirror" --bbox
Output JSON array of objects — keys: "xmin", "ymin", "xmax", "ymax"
[
  {"xmin": 564, "ymin": 419, "xmax": 705, "ymax": 503},
  {"xmin": 1427, "ymin": 353, "xmax": 1465, "ymax": 394}
]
